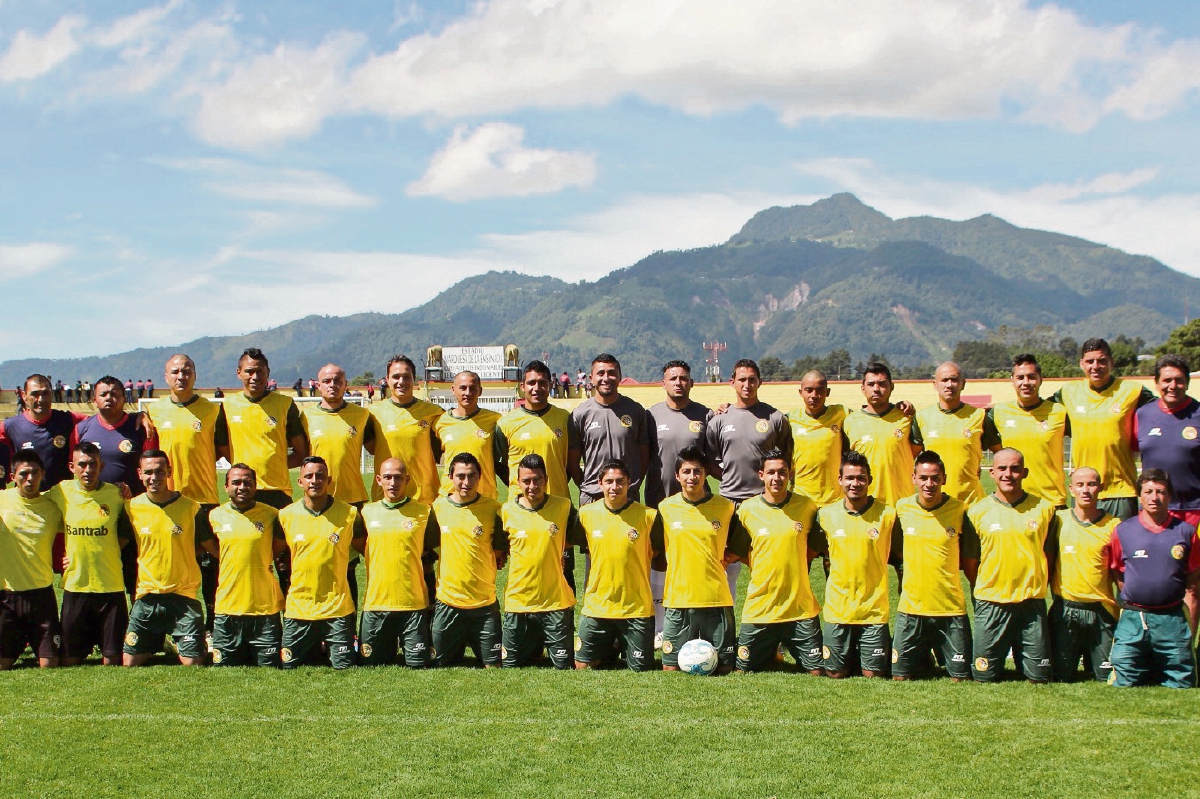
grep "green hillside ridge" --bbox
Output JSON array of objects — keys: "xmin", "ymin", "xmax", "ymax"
[{"xmin": 2, "ymin": 195, "xmax": 1192, "ymax": 384}]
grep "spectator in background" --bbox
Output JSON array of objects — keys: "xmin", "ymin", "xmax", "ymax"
[
  {"xmin": 213, "ymin": 387, "xmax": 225, "ymax": 398},
  {"xmin": 65, "ymin": 382, "xmax": 75, "ymax": 404},
  {"xmin": 124, "ymin": 379, "xmax": 134, "ymax": 405},
  {"xmin": 560, "ymin": 372, "xmax": 571, "ymax": 399},
  {"xmin": 293, "ymin": 377, "xmax": 303, "ymax": 397},
  {"xmin": 54, "ymin": 380, "xmax": 64, "ymax": 404},
  {"xmin": 136, "ymin": 379, "xmax": 145, "ymax": 399},
  {"xmin": 146, "ymin": 378, "xmax": 154, "ymax": 399}
]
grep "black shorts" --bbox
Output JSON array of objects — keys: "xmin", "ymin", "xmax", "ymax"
[
  {"xmin": 0, "ymin": 586, "xmax": 61, "ymax": 660},
  {"xmin": 61, "ymin": 590, "xmax": 128, "ymax": 660}
]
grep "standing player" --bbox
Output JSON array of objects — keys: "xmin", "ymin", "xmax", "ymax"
[
  {"xmin": 891, "ymin": 451, "xmax": 973, "ymax": 681},
  {"xmin": 0, "ymin": 451, "xmax": 64, "ymax": 669},
  {"xmin": 277, "ymin": 457, "xmax": 363, "ymax": 669},
  {"xmin": 788, "ymin": 370, "xmax": 848, "ymax": 508},
  {"xmin": 987, "ymin": 354, "xmax": 1070, "ymax": 508},
  {"xmin": 369, "ymin": 355, "xmax": 443, "ymax": 504},
  {"xmin": 1052, "ymin": 338, "xmax": 1155, "ymax": 520},
  {"xmin": 499, "ymin": 454, "xmax": 582, "ymax": 669},
  {"xmin": 652, "ymin": 446, "xmax": 740, "ymax": 674},
  {"xmin": 122, "ymin": 451, "xmax": 213, "ymax": 667},
  {"xmin": 47, "ymin": 443, "xmax": 134, "ymax": 666},
  {"xmin": 843, "ymin": 363, "xmax": 919, "ymax": 507},
  {"xmin": 911, "ymin": 362, "xmax": 1001, "ymax": 504},
  {"xmin": 815, "ymin": 451, "xmax": 895, "ymax": 679},
  {"xmin": 356, "ymin": 458, "xmax": 438, "ymax": 668},
  {"xmin": 964, "ymin": 448, "xmax": 1058, "ymax": 683},
  {"xmin": 1108, "ymin": 469, "xmax": 1200, "ymax": 688},
  {"xmin": 1050, "ymin": 467, "xmax": 1119, "ymax": 683},
  {"xmin": 435, "ymin": 370, "xmax": 501, "ymax": 499},
  {"xmin": 494, "ymin": 361, "xmax": 574, "ymax": 498},
  {"xmin": 208, "ymin": 464, "xmax": 286, "ymax": 667},
  {"xmin": 4, "ymin": 374, "xmax": 88, "ymax": 489},
  {"xmin": 568, "ymin": 354, "xmax": 650, "ymax": 504},
  {"xmin": 1135, "ymin": 354, "xmax": 1200, "ymax": 527},
  {"xmin": 573, "ymin": 460, "xmax": 660, "ymax": 671},
  {"xmin": 431, "ymin": 453, "xmax": 505, "ymax": 668},
  {"xmin": 727, "ymin": 451, "xmax": 823, "ymax": 674}
]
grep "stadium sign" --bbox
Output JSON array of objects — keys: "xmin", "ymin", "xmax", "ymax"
[{"xmin": 442, "ymin": 346, "xmax": 507, "ymax": 380}]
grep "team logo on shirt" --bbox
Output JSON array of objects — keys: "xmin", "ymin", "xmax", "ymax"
[
  {"xmin": 171, "ymin": 524, "xmax": 184, "ymax": 536},
  {"xmin": 192, "ymin": 420, "xmax": 203, "ymax": 431},
  {"xmin": 830, "ymin": 424, "xmax": 841, "ymax": 434},
  {"xmin": 867, "ymin": 527, "xmax": 879, "ymax": 540},
  {"xmin": 620, "ymin": 415, "xmax": 634, "ymax": 428},
  {"xmin": 418, "ymin": 419, "xmax": 430, "ymax": 429},
  {"xmin": 361, "ymin": 643, "xmax": 373, "ymax": 658},
  {"xmin": 1185, "ymin": 427, "xmax": 1198, "ymax": 441},
  {"xmin": 52, "ymin": 435, "xmax": 67, "ymax": 449},
  {"xmin": 472, "ymin": 525, "xmax": 484, "ymax": 538},
  {"xmin": 821, "ymin": 645, "xmax": 831, "ymax": 660},
  {"xmin": 265, "ymin": 416, "xmax": 278, "ymax": 428},
  {"xmin": 347, "ymin": 426, "xmax": 358, "ymax": 437},
  {"xmin": 553, "ymin": 427, "xmax": 564, "ymax": 438},
  {"xmin": 1171, "ymin": 544, "xmax": 1186, "ymax": 560},
  {"xmin": 118, "ymin": 439, "xmax": 134, "ymax": 453},
  {"xmin": 627, "ymin": 528, "xmax": 639, "ymax": 541},
  {"xmin": 1027, "ymin": 520, "xmax": 1039, "ymax": 531},
  {"xmin": 548, "ymin": 523, "xmax": 560, "ymax": 536},
  {"xmin": 891, "ymin": 649, "xmax": 899, "ymax": 664},
  {"xmin": 794, "ymin": 522, "xmax": 804, "ymax": 532},
  {"xmin": 962, "ymin": 427, "xmax": 972, "ymax": 438},
  {"xmin": 98, "ymin": 504, "xmax": 110, "ymax": 517},
  {"xmin": 711, "ymin": 520, "xmax": 721, "ymax": 530},
  {"xmin": 125, "ymin": 631, "xmax": 139, "ymax": 646},
  {"xmin": 253, "ymin": 521, "xmax": 265, "ymax": 532},
  {"xmin": 404, "ymin": 519, "xmax": 417, "ymax": 531},
  {"xmin": 212, "ymin": 649, "xmax": 223, "ymax": 664},
  {"xmin": 893, "ymin": 428, "xmax": 904, "ymax": 438},
  {"xmin": 946, "ymin": 526, "xmax": 957, "ymax": 539},
  {"xmin": 1039, "ymin": 420, "xmax": 1049, "ymax": 431},
  {"xmin": 328, "ymin": 532, "xmax": 341, "ymax": 544},
  {"xmin": 755, "ymin": 420, "xmax": 770, "ymax": 434},
  {"xmin": 476, "ymin": 428, "xmax": 489, "ymax": 439},
  {"xmin": 281, "ymin": 647, "xmax": 293, "ymax": 663},
  {"xmin": 689, "ymin": 420, "xmax": 703, "ymax": 433},
  {"xmin": 1111, "ymin": 404, "xmax": 1123, "ymax": 414}
]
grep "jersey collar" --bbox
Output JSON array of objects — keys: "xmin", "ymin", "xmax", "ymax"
[
  {"xmin": 682, "ymin": 492, "xmax": 714, "ymax": 507},
  {"xmin": 602, "ymin": 499, "xmax": 635, "ymax": 514},
  {"xmin": 146, "ymin": 491, "xmax": 183, "ymax": 509},
  {"xmin": 381, "ymin": 497, "xmax": 410, "ymax": 510},
  {"xmin": 170, "ymin": 395, "xmax": 200, "ymax": 408},
  {"xmin": 859, "ymin": 404, "xmax": 894, "ymax": 418},
  {"xmin": 842, "ymin": 496, "xmax": 874, "ymax": 516},
  {"xmin": 447, "ymin": 494, "xmax": 481, "ymax": 508},
  {"xmin": 301, "ymin": 496, "xmax": 335, "ymax": 516},
  {"xmin": 517, "ymin": 495, "xmax": 549, "ymax": 512},
  {"xmin": 762, "ymin": 491, "xmax": 792, "ymax": 509},
  {"xmin": 990, "ymin": 491, "xmax": 1028, "ymax": 509}
]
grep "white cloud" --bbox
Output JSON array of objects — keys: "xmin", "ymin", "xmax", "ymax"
[
  {"xmin": 90, "ymin": 0, "xmax": 182, "ymax": 49},
  {"xmin": 80, "ymin": 19, "xmax": 234, "ymax": 97},
  {"xmin": 151, "ymin": 157, "xmax": 378, "ymax": 208},
  {"xmin": 0, "ymin": 15, "xmax": 86, "ymax": 82},
  {"xmin": 0, "ymin": 243, "xmax": 74, "ymax": 277},
  {"xmin": 1103, "ymin": 38, "xmax": 1200, "ymax": 120},
  {"xmin": 406, "ymin": 122, "xmax": 596, "ymax": 201}
]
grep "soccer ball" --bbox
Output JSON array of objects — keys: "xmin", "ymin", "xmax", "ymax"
[{"xmin": 677, "ymin": 639, "xmax": 718, "ymax": 675}]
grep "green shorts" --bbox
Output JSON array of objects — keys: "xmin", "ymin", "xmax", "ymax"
[
  {"xmin": 892, "ymin": 612, "xmax": 971, "ymax": 680},
  {"xmin": 281, "ymin": 613, "xmax": 356, "ymax": 669},
  {"xmin": 1049, "ymin": 598, "xmax": 1115, "ymax": 683},
  {"xmin": 821, "ymin": 621, "xmax": 890, "ymax": 675},
  {"xmin": 972, "ymin": 598, "xmax": 1051, "ymax": 682},
  {"xmin": 736, "ymin": 618, "xmax": 822, "ymax": 672},
  {"xmin": 359, "ymin": 609, "xmax": 432, "ymax": 668},
  {"xmin": 212, "ymin": 614, "xmax": 282, "ymax": 667},
  {"xmin": 1110, "ymin": 605, "xmax": 1196, "ymax": 688},
  {"xmin": 1096, "ymin": 497, "xmax": 1137, "ymax": 522},
  {"xmin": 575, "ymin": 615, "xmax": 655, "ymax": 671},
  {"xmin": 502, "ymin": 608, "xmax": 574, "ymax": 669},
  {"xmin": 662, "ymin": 607, "xmax": 736, "ymax": 668},
  {"xmin": 432, "ymin": 601, "xmax": 502, "ymax": 667},
  {"xmin": 124, "ymin": 594, "xmax": 205, "ymax": 659}
]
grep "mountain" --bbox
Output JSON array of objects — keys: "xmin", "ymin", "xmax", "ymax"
[{"xmin": 4, "ymin": 195, "xmax": 1194, "ymax": 385}]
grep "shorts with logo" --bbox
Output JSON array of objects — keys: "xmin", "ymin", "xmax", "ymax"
[
  {"xmin": 432, "ymin": 601, "xmax": 502, "ymax": 667},
  {"xmin": 1049, "ymin": 597, "xmax": 1115, "ymax": 683},
  {"xmin": 212, "ymin": 613, "xmax": 282, "ymax": 667},
  {"xmin": 281, "ymin": 613, "xmax": 356, "ymax": 669},
  {"xmin": 892, "ymin": 612, "xmax": 971, "ymax": 680},
  {"xmin": 61, "ymin": 590, "xmax": 128, "ymax": 660},
  {"xmin": 124, "ymin": 594, "xmax": 206, "ymax": 659},
  {"xmin": 736, "ymin": 617, "xmax": 822, "ymax": 672},
  {"xmin": 502, "ymin": 608, "xmax": 573, "ymax": 669},
  {"xmin": 662, "ymin": 607, "xmax": 736, "ymax": 668},
  {"xmin": 0, "ymin": 586, "xmax": 61, "ymax": 660},
  {"xmin": 359, "ymin": 609, "xmax": 432, "ymax": 668},
  {"xmin": 972, "ymin": 598, "xmax": 1051, "ymax": 682},
  {"xmin": 575, "ymin": 615, "xmax": 655, "ymax": 671},
  {"xmin": 822, "ymin": 622, "xmax": 891, "ymax": 675},
  {"xmin": 1109, "ymin": 605, "xmax": 1196, "ymax": 689}
]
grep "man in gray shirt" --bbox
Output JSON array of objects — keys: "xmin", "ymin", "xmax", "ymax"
[{"xmin": 568, "ymin": 353, "xmax": 650, "ymax": 505}]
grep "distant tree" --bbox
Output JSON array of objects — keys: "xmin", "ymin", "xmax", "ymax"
[
  {"xmin": 821, "ymin": 348, "xmax": 853, "ymax": 380},
  {"xmin": 758, "ymin": 356, "xmax": 789, "ymax": 381},
  {"xmin": 351, "ymin": 371, "xmax": 376, "ymax": 384},
  {"xmin": 1157, "ymin": 319, "xmax": 1200, "ymax": 371},
  {"xmin": 951, "ymin": 341, "xmax": 1010, "ymax": 378}
]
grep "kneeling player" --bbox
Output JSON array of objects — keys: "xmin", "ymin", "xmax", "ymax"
[
  {"xmin": 652, "ymin": 446, "xmax": 740, "ymax": 674},
  {"xmin": 278, "ymin": 457, "xmax": 363, "ymax": 669},
  {"xmin": 123, "ymin": 451, "xmax": 212, "ymax": 666},
  {"xmin": 727, "ymin": 451, "xmax": 823, "ymax": 674},
  {"xmin": 431, "ymin": 453, "xmax": 506, "ymax": 668},
  {"xmin": 891, "ymin": 451, "xmax": 972, "ymax": 681},
  {"xmin": 0, "ymin": 451, "xmax": 64, "ymax": 669},
  {"xmin": 499, "ymin": 454, "xmax": 582, "ymax": 668},
  {"xmin": 574, "ymin": 460, "xmax": 659, "ymax": 671},
  {"xmin": 209, "ymin": 464, "xmax": 285, "ymax": 666},
  {"xmin": 816, "ymin": 451, "xmax": 895, "ymax": 678},
  {"xmin": 357, "ymin": 458, "xmax": 436, "ymax": 667}
]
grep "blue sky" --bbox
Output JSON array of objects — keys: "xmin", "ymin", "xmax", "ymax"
[{"xmin": 2, "ymin": 0, "xmax": 1200, "ymax": 358}]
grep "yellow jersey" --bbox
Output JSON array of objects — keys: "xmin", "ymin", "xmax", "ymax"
[
  {"xmin": 989, "ymin": 399, "xmax": 1069, "ymax": 507},
  {"xmin": 360, "ymin": 498, "xmax": 437, "ymax": 613},
  {"xmin": 432, "ymin": 495, "xmax": 504, "ymax": 610},
  {"xmin": 435, "ymin": 409, "xmax": 502, "ymax": 499},
  {"xmin": 787, "ymin": 405, "xmax": 846, "ymax": 506},
  {"xmin": 210, "ymin": 502, "xmax": 285, "ymax": 616},
  {"xmin": 965, "ymin": 493, "xmax": 1058, "ymax": 604},
  {"xmin": 494, "ymin": 405, "xmax": 573, "ymax": 498},
  {"xmin": 224, "ymin": 391, "xmax": 303, "ymax": 492},
  {"xmin": 279, "ymin": 498, "xmax": 360, "ymax": 620},
  {"xmin": 145, "ymin": 395, "xmax": 225, "ymax": 504},
  {"xmin": 577, "ymin": 499, "xmax": 657, "ymax": 619},
  {"xmin": 729, "ymin": 492, "xmax": 821, "ymax": 624},
  {"xmin": 1054, "ymin": 379, "xmax": 1153, "ymax": 499},
  {"xmin": 499, "ymin": 495, "xmax": 580, "ymax": 613},
  {"xmin": 913, "ymin": 403, "xmax": 1000, "ymax": 504},
  {"xmin": 893, "ymin": 495, "xmax": 970, "ymax": 616},
  {"xmin": 816, "ymin": 498, "xmax": 895, "ymax": 624},
  {"xmin": 652, "ymin": 493, "xmax": 737, "ymax": 609},
  {"xmin": 0, "ymin": 488, "xmax": 62, "ymax": 591},
  {"xmin": 1051, "ymin": 508, "xmax": 1119, "ymax": 619},
  {"xmin": 47, "ymin": 480, "xmax": 131, "ymax": 594},
  {"xmin": 370, "ymin": 398, "xmax": 444, "ymax": 504},
  {"xmin": 127, "ymin": 493, "xmax": 208, "ymax": 600},
  {"xmin": 302, "ymin": 401, "xmax": 373, "ymax": 504},
  {"xmin": 844, "ymin": 405, "xmax": 916, "ymax": 506}
]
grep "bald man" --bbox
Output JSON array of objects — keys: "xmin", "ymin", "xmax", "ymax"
[
  {"xmin": 787, "ymin": 370, "xmax": 848, "ymax": 508},
  {"xmin": 434, "ymin": 371, "xmax": 501, "ymax": 500},
  {"xmin": 912, "ymin": 362, "xmax": 1001, "ymax": 505}
]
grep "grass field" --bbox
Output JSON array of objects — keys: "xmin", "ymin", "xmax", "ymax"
[{"xmin": 5, "ymin": 472, "xmax": 1198, "ymax": 798}]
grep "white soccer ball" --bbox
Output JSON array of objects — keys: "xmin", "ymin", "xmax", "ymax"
[{"xmin": 677, "ymin": 639, "xmax": 718, "ymax": 675}]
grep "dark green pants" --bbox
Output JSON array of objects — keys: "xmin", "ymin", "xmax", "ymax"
[
  {"xmin": 1049, "ymin": 598, "xmax": 1115, "ymax": 683},
  {"xmin": 124, "ymin": 594, "xmax": 205, "ymax": 659},
  {"xmin": 822, "ymin": 621, "xmax": 890, "ymax": 675},
  {"xmin": 432, "ymin": 601, "xmax": 502, "ymax": 667},
  {"xmin": 575, "ymin": 615, "xmax": 655, "ymax": 671},
  {"xmin": 502, "ymin": 608, "xmax": 573, "ymax": 669},
  {"xmin": 359, "ymin": 609, "xmax": 432, "ymax": 667},
  {"xmin": 972, "ymin": 598, "xmax": 1051, "ymax": 682},
  {"xmin": 213, "ymin": 614, "xmax": 281, "ymax": 667},
  {"xmin": 281, "ymin": 613, "xmax": 356, "ymax": 669},
  {"xmin": 662, "ymin": 607, "xmax": 736, "ymax": 668},
  {"xmin": 892, "ymin": 612, "xmax": 971, "ymax": 680},
  {"xmin": 1110, "ymin": 605, "xmax": 1196, "ymax": 688},
  {"xmin": 736, "ymin": 618, "xmax": 822, "ymax": 672}
]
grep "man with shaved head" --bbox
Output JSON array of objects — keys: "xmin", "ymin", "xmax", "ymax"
[
  {"xmin": 435, "ymin": 371, "xmax": 501, "ymax": 499},
  {"xmin": 1049, "ymin": 467, "xmax": 1119, "ymax": 682},
  {"xmin": 787, "ymin": 370, "xmax": 848, "ymax": 508},
  {"xmin": 912, "ymin": 362, "xmax": 1001, "ymax": 505}
]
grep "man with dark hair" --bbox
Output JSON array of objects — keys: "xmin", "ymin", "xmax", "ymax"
[
  {"xmin": 495, "ymin": 361, "xmax": 576, "ymax": 499},
  {"xmin": 912, "ymin": 362, "xmax": 1001, "ymax": 504},
  {"xmin": 4, "ymin": 374, "xmax": 90, "ymax": 489},
  {"xmin": 370, "ymin": 355, "xmax": 443, "ymax": 505},
  {"xmin": 435, "ymin": 370, "xmax": 501, "ymax": 499},
  {"xmin": 1135, "ymin": 354, "xmax": 1200, "ymax": 528},
  {"xmin": 988, "ymin": 353, "xmax": 1070, "ymax": 508},
  {"xmin": 569, "ymin": 354, "xmax": 650, "ymax": 505},
  {"xmin": 788, "ymin": 370, "xmax": 848, "ymax": 508},
  {"xmin": 844, "ymin": 362, "xmax": 919, "ymax": 507},
  {"xmin": 1052, "ymin": 338, "xmax": 1155, "ymax": 520},
  {"xmin": 1108, "ymin": 469, "xmax": 1200, "ymax": 688}
]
